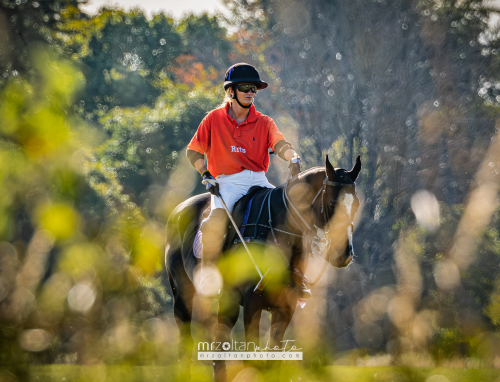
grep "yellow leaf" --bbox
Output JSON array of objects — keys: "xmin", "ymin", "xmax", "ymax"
[{"xmin": 36, "ymin": 203, "xmax": 78, "ymax": 240}]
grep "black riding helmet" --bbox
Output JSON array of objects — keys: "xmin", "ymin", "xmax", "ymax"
[
  {"xmin": 224, "ymin": 63, "xmax": 268, "ymax": 90},
  {"xmin": 224, "ymin": 63, "xmax": 267, "ymax": 109}
]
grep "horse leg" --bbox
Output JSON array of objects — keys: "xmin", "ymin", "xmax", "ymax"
[
  {"xmin": 243, "ymin": 296, "xmax": 263, "ymax": 372},
  {"xmin": 243, "ymin": 304, "xmax": 262, "ymax": 349},
  {"xmin": 243, "ymin": 288, "xmax": 264, "ymax": 348},
  {"xmin": 213, "ymin": 288, "xmax": 240, "ymax": 382},
  {"xmin": 270, "ymin": 305, "xmax": 295, "ymax": 347},
  {"xmin": 270, "ymin": 305, "xmax": 296, "ymax": 378},
  {"xmin": 167, "ymin": 253, "xmax": 195, "ymax": 380}
]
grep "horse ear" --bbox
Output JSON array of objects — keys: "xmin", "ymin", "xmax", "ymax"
[
  {"xmin": 325, "ymin": 155, "xmax": 335, "ymax": 180},
  {"xmin": 349, "ymin": 155, "xmax": 362, "ymax": 181}
]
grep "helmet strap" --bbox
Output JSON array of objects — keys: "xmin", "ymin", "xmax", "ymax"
[{"xmin": 232, "ymin": 85, "xmax": 252, "ymax": 109}]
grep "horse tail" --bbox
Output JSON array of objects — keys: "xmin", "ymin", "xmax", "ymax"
[{"xmin": 164, "ymin": 193, "xmax": 210, "ymax": 278}]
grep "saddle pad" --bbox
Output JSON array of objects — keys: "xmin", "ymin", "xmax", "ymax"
[
  {"xmin": 239, "ymin": 196, "xmax": 255, "ymax": 236},
  {"xmin": 236, "ymin": 187, "xmax": 281, "ymax": 242},
  {"xmin": 193, "ymin": 229, "xmax": 202, "ymax": 259}
]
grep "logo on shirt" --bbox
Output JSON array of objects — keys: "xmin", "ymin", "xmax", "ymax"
[{"xmin": 231, "ymin": 146, "xmax": 246, "ymax": 153}]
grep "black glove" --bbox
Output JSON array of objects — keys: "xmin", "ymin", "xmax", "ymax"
[
  {"xmin": 201, "ymin": 170, "xmax": 220, "ymax": 196},
  {"xmin": 289, "ymin": 156, "xmax": 302, "ymax": 178}
]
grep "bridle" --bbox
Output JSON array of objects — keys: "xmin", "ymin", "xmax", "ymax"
[
  {"xmin": 282, "ymin": 169, "xmax": 357, "ymax": 286},
  {"xmin": 311, "ymin": 177, "xmax": 356, "ymax": 233},
  {"xmin": 239, "ymin": 168, "xmax": 358, "ymax": 286},
  {"xmin": 311, "ymin": 177, "xmax": 357, "ymax": 236}
]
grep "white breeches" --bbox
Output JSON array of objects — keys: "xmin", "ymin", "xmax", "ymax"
[{"xmin": 210, "ymin": 170, "xmax": 274, "ymax": 214}]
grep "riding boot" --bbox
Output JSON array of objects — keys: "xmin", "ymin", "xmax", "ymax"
[{"xmin": 198, "ymin": 208, "xmax": 228, "ymax": 296}]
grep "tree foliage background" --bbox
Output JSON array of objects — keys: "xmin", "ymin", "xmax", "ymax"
[{"xmin": 2, "ymin": 0, "xmax": 500, "ymax": 380}]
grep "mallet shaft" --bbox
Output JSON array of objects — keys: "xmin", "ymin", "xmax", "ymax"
[{"xmin": 217, "ymin": 195, "xmax": 263, "ymax": 279}]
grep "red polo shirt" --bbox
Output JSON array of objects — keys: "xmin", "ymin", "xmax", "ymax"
[{"xmin": 187, "ymin": 103, "xmax": 286, "ymax": 178}]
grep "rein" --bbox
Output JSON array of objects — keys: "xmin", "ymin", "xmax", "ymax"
[
  {"xmin": 281, "ymin": 169, "xmax": 357, "ymax": 286},
  {"xmin": 282, "ymin": 170, "xmax": 340, "ymax": 286},
  {"xmin": 239, "ymin": 168, "xmax": 355, "ymax": 287}
]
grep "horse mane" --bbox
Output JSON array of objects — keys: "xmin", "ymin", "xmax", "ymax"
[
  {"xmin": 298, "ymin": 166, "xmax": 325, "ymax": 180},
  {"xmin": 296, "ymin": 165, "xmax": 351, "ymax": 179}
]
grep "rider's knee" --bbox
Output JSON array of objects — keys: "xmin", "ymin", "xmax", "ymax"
[
  {"xmin": 200, "ymin": 208, "xmax": 228, "ymax": 237},
  {"xmin": 200, "ymin": 208, "xmax": 227, "ymax": 259}
]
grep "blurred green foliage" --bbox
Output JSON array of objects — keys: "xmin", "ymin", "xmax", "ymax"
[
  {"xmin": 54, "ymin": 7, "xmax": 230, "ymax": 118},
  {"xmin": 95, "ymin": 82, "xmax": 220, "ymax": 206},
  {"xmin": 26, "ymin": 364, "xmax": 500, "ymax": 381},
  {"xmin": 3, "ymin": 0, "xmax": 500, "ymax": 380}
]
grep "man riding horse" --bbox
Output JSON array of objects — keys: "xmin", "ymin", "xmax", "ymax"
[{"xmin": 185, "ymin": 63, "xmax": 310, "ymax": 297}]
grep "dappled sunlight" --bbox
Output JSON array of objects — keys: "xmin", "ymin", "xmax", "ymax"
[
  {"xmin": 67, "ymin": 282, "xmax": 96, "ymax": 313},
  {"xmin": 19, "ymin": 329, "xmax": 53, "ymax": 353},
  {"xmin": 156, "ymin": 146, "xmax": 199, "ymax": 220},
  {"xmin": 434, "ymin": 259, "xmax": 461, "ymax": 291},
  {"xmin": 411, "ymin": 190, "xmax": 440, "ymax": 232},
  {"xmin": 355, "ymin": 287, "xmax": 394, "ymax": 326},
  {"xmin": 3, "ymin": 0, "xmax": 500, "ymax": 381},
  {"xmin": 448, "ymin": 130, "xmax": 500, "ymax": 272},
  {"xmin": 193, "ymin": 264, "xmax": 223, "ymax": 297}
]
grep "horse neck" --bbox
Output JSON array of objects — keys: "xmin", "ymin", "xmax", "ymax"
[
  {"xmin": 296, "ymin": 168, "xmax": 327, "ymax": 190},
  {"xmin": 280, "ymin": 168, "xmax": 326, "ymax": 234}
]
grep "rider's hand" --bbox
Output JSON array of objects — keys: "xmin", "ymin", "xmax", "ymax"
[
  {"xmin": 201, "ymin": 170, "xmax": 220, "ymax": 196},
  {"xmin": 289, "ymin": 155, "xmax": 302, "ymax": 177}
]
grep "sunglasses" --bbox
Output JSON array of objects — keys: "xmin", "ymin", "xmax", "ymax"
[{"xmin": 236, "ymin": 84, "xmax": 258, "ymax": 93}]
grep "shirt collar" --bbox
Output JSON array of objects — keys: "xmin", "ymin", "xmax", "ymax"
[{"xmin": 224, "ymin": 103, "xmax": 258, "ymax": 124}]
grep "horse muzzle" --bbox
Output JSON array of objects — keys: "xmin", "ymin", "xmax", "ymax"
[
  {"xmin": 330, "ymin": 249, "xmax": 353, "ymax": 268},
  {"xmin": 328, "ymin": 231, "xmax": 354, "ymax": 268}
]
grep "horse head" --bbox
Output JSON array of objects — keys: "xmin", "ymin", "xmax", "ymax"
[{"xmin": 319, "ymin": 154, "xmax": 361, "ymax": 268}]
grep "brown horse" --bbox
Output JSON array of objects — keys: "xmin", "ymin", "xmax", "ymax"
[{"xmin": 165, "ymin": 155, "xmax": 361, "ymax": 381}]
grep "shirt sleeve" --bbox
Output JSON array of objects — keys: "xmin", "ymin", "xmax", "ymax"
[
  {"xmin": 267, "ymin": 118, "xmax": 286, "ymax": 151},
  {"xmin": 187, "ymin": 113, "xmax": 211, "ymax": 154}
]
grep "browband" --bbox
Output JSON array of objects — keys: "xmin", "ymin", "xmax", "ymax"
[
  {"xmin": 323, "ymin": 178, "xmax": 356, "ymax": 187},
  {"xmin": 311, "ymin": 178, "xmax": 355, "ymax": 210}
]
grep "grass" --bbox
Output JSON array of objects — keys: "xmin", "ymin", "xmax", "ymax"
[
  {"xmin": 27, "ymin": 364, "xmax": 500, "ymax": 382},
  {"xmin": 328, "ymin": 366, "xmax": 500, "ymax": 382}
]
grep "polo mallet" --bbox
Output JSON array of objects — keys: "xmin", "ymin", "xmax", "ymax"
[{"xmin": 209, "ymin": 184, "xmax": 274, "ymax": 294}]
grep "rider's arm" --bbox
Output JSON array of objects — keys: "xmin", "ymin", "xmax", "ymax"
[
  {"xmin": 274, "ymin": 140, "xmax": 298, "ymax": 161},
  {"xmin": 186, "ymin": 149, "xmax": 208, "ymax": 174},
  {"xmin": 186, "ymin": 149, "xmax": 204, "ymax": 165},
  {"xmin": 193, "ymin": 158, "xmax": 208, "ymax": 175},
  {"xmin": 283, "ymin": 148, "xmax": 298, "ymax": 161},
  {"xmin": 186, "ymin": 113, "xmax": 211, "ymax": 172}
]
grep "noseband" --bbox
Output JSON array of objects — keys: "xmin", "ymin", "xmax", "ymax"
[
  {"xmin": 311, "ymin": 178, "xmax": 356, "ymax": 233},
  {"xmin": 239, "ymin": 170, "xmax": 357, "ymax": 287},
  {"xmin": 285, "ymin": 176, "xmax": 356, "ymax": 239}
]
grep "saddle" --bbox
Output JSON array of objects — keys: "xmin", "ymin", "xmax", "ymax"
[
  {"xmin": 185, "ymin": 186, "xmax": 311, "ymax": 298},
  {"xmin": 184, "ymin": 186, "xmax": 268, "ymax": 282},
  {"xmin": 223, "ymin": 186, "xmax": 273, "ymax": 250}
]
